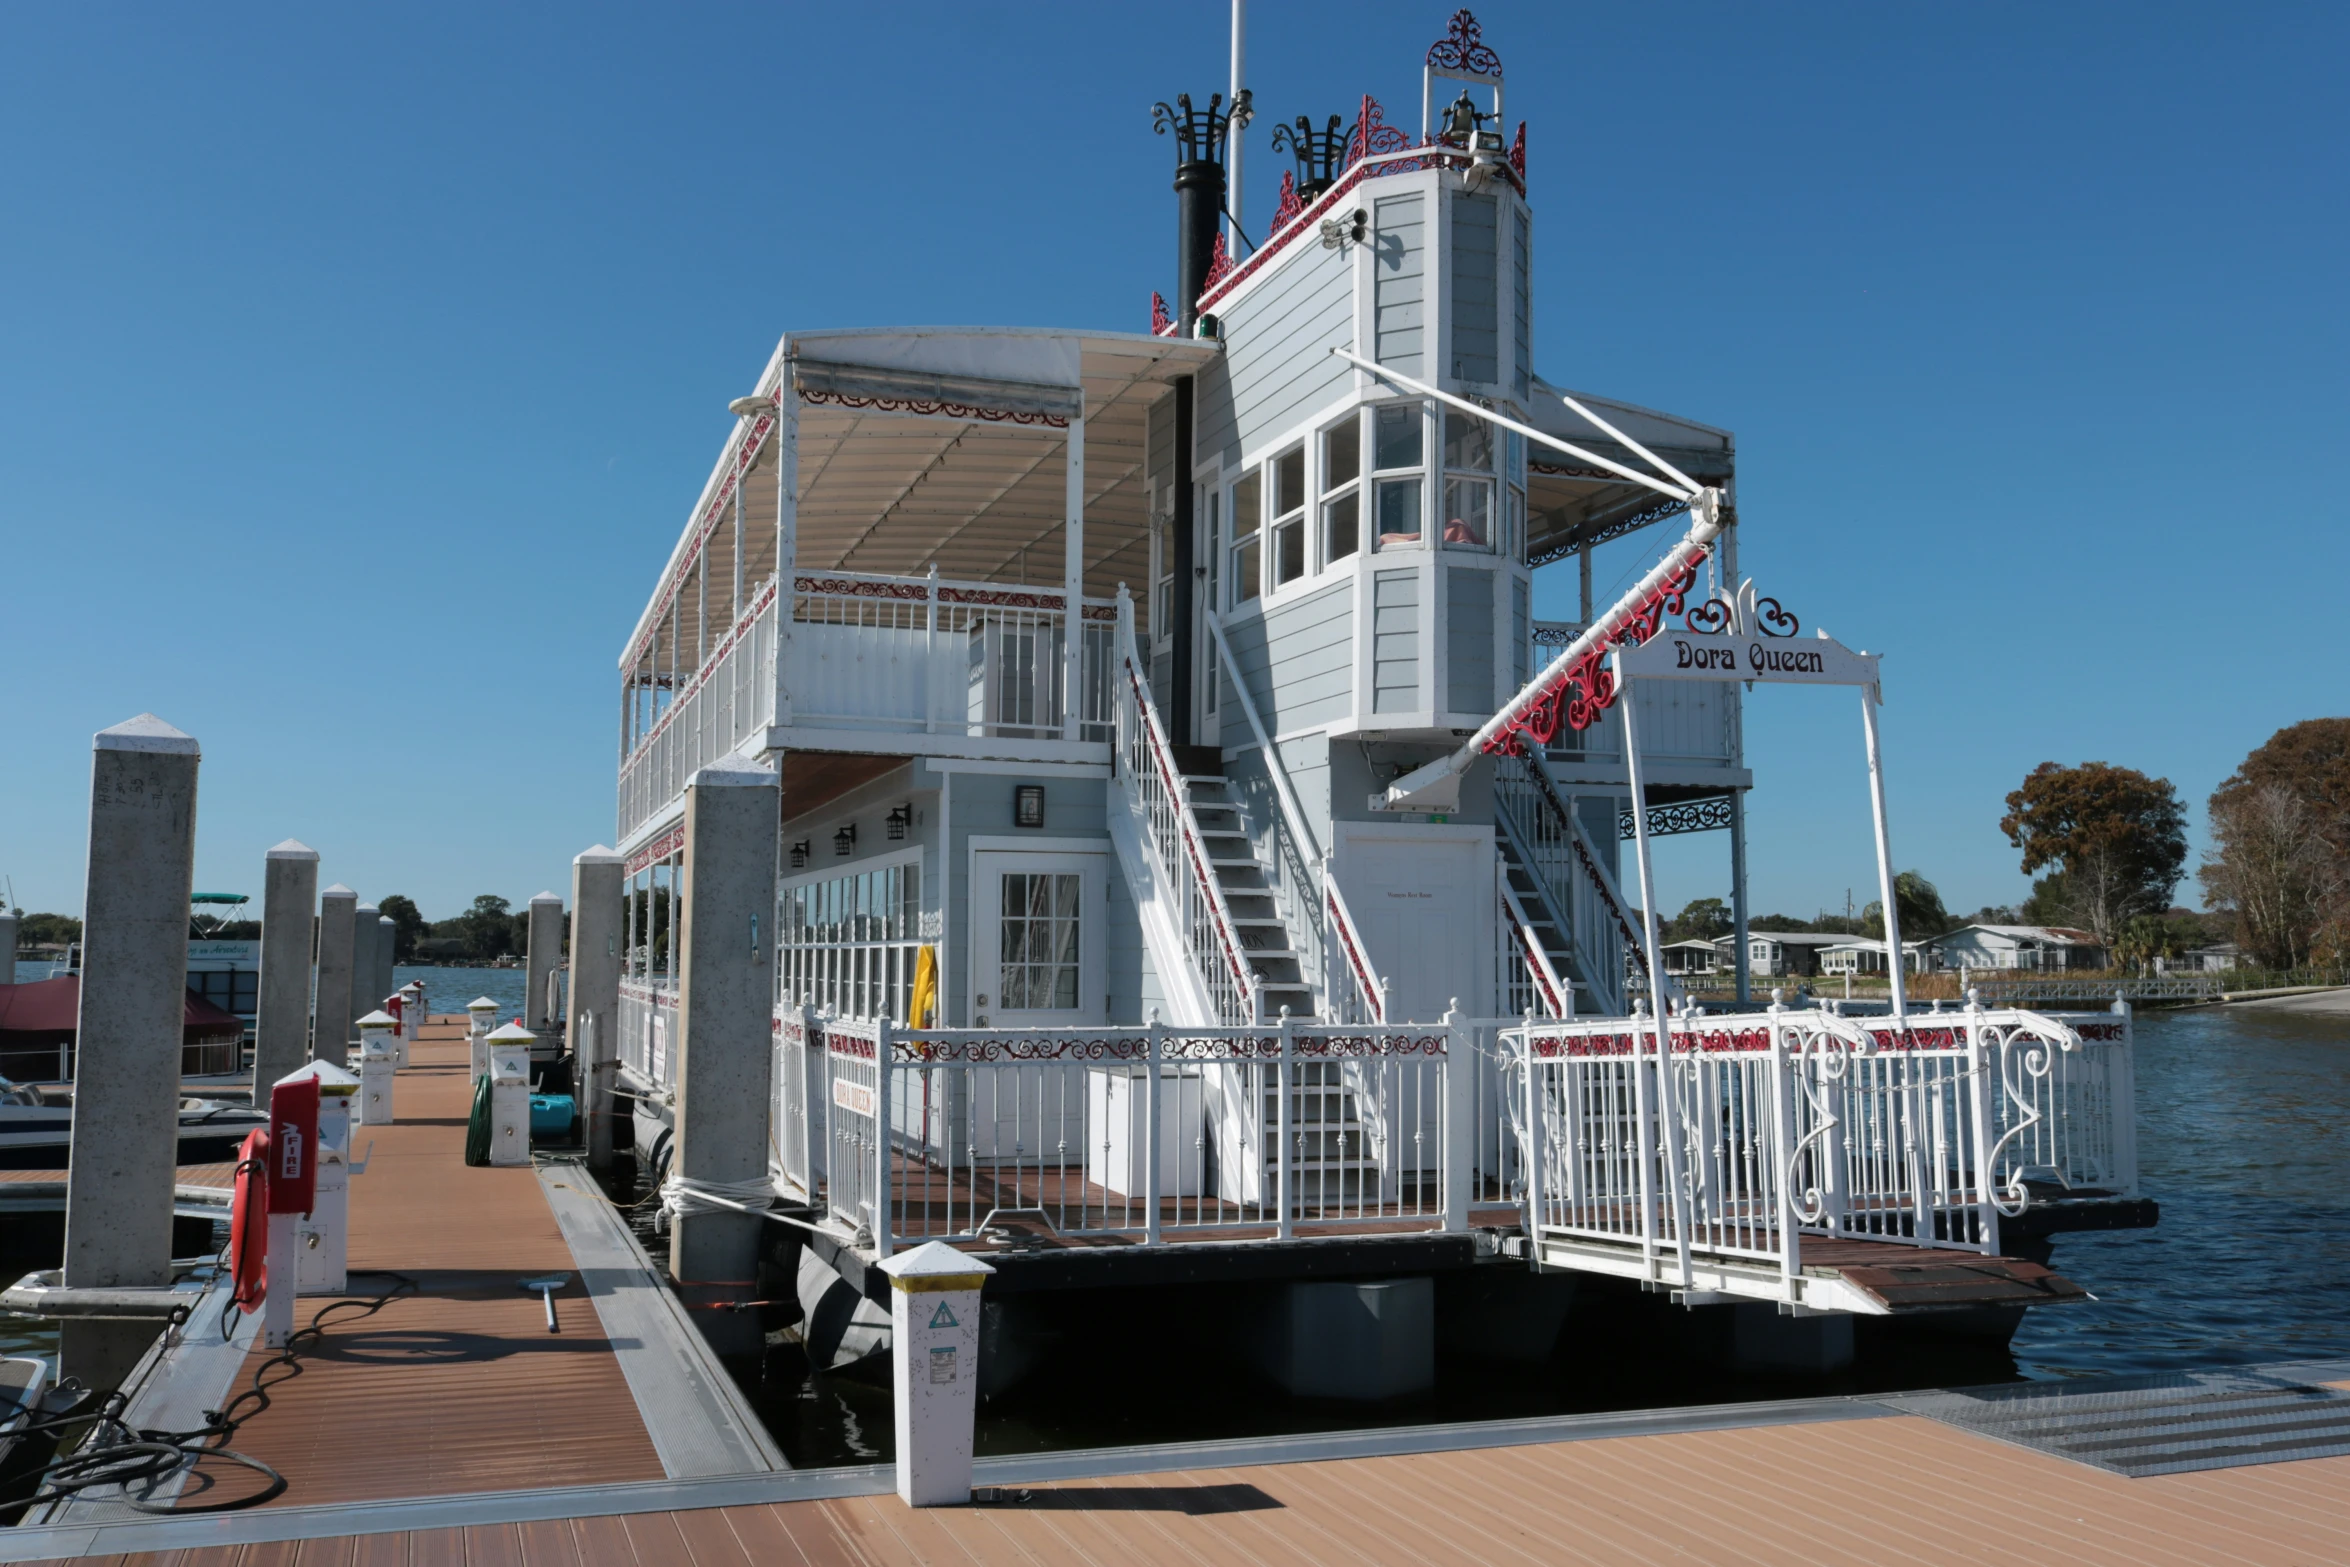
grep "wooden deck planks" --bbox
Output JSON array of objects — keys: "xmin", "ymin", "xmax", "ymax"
[{"xmin": 183, "ymin": 1021, "xmax": 664, "ymax": 1511}]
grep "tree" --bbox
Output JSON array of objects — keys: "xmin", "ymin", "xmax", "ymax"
[
  {"xmin": 1999, "ymin": 762, "xmax": 2187, "ymax": 948},
  {"xmin": 18, "ymin": 913, "xmax": 81, "ymax": 947},
  {"xmin": 2199, "ymin": 720, "xmax": 2350, "ymax": 969},
  {"xmin": 1664, "ymin": 897, "xmax": 1731, "ymax": 943},
  {"xmin": 428, "ymin": 894, "xmax": 516, "ymax": 962},
  {"xmin": 2200, "ymin": 784, "xmax": 2345, "ymax": 969},
  {"xmin": 1750, "ymin": 913, "xmax": 1817, "ymax": 933},
  {"xmin": 1862, "ymin": 870, "xmax": 1953, "ymax": 942},
  {"xmin": 378, "ymin": 895, "xmax": 427, "ymax": 963}
]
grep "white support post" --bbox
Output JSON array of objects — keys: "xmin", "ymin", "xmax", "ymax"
[
  {"xmin": 880, "ymin": 1242, "xmax": 995, "ymax": 1507},
  {"xmin": 1963, "ymin": 992, "xmax": 2001, "ymax": 1255},
  {"xmin": 1766, "ymin": 1000, "xmax": 1801, "ymax": 1294},
  {"xmin": 1519, "ymin": 1011, "xmax": 1545, "ymax": 1243},
  {"xmin": 1729, "ymin": 791, "xmax": 1752, "ymax": 1006},
  {"xmin": 1061, "ymin": 414, "xmax": 1085, "ymax": 742},
  {"xmin": 731, "ymin": 469, "xmax": 745, "ymax": 624},
  {"xmin": 1440, "ymin": 1004, "xmax": 1469, "ymax": 1232},
  {"xmin": 776, "ymin": 379, "xmax": 798, "ymax": 729},
  {"xmin": 1860, "ymin": 685, "xmax": 1907, "ymax": 1023},
  {"xmin": 1615, "ymin": 657, "xmax": 1691, "ymax": 1288},
  {"xmin": 2110, "ymin": 997, "xmax": 2138, "ymax": 1194}
]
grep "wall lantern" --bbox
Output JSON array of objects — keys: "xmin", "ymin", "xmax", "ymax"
[
  {"xmin": 834, "ymin": 823, "xmax": 857, "ymax": 856},
  {"xmin": 1014, "ymin": 786, "xmax": 1045, "ymax": 829},
  {"xmin": 886, "ymin": 804, "xmax": 912, "ymax": 841},
  {"xmin": 789, "ymin": 839, "xmax": 810, "ymax": 869}
]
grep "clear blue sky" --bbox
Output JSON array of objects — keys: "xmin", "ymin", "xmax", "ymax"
[{"xmin": 2, "ymin": 3, "xmax": 2342, "ymax": 926}]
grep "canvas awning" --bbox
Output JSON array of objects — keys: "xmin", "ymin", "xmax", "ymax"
[
  {"xmin": 1523, "ymin": 375, "xmax": 1734, "ymax": 570},
  {"xmin": 0, "ymin": 976, "xmax": 246, "ymax": 1046}
]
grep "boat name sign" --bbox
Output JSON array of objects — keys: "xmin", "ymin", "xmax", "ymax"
[{"xmin": 1615, "ymin": 630, "xmax": 1879, "ymax": 689}]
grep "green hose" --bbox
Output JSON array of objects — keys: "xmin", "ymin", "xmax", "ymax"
[{"xmin": 463, "ymin": 1071, "xmax": 493, "ymax": 1166}]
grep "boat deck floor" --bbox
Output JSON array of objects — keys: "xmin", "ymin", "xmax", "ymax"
[{"xmin": 161, "ymin": 1018, "xmax": 666, "ymax": 1510}]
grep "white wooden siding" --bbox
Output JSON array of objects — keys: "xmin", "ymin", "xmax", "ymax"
[
  {"xmin": 1220, "ymin": 579, "xmax": 1353, "ymax": 743},
  {"xmin": 1373, "ymin": 193, "xmax": 1425, "ymax": 376},
  {"xmin": 1511, "ymin": 207, "xmax": 1531, "ymax": 400},
  {"xmin": 1445, "ymin": 565, "xmax": 1494, "ymax": 715},
  {"xmin": 1372, "ymin": 567, "xmax": 1420, "ymax": 713},
  {"xmin": 1450, "ymin": 192, "xmax": 1498, "ymax": 385},
  {"xmin": 1202, "ymin": 236, "xmax": 1357, "ymax": 470}
]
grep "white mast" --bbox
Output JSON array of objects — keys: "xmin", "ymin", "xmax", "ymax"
[{"xmin": 1229, "ymin": 0, "xmax": 1246, "ymax": 254}]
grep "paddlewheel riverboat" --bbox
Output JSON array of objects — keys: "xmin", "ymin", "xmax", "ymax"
[{"xmin": 603, "ymin": 10, "xmax": 2151, "ymax": 1389}]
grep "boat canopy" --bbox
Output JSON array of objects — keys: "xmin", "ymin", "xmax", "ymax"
[{"xmin": 1522, "ymin": 374, "xmax": 1734, "ymax": 570}]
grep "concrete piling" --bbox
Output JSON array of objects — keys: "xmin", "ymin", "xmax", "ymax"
[
  {"xmin": 351, "ymin": 904, "xmax": 381, "ymax": 1029},
  {"xmin": 0, "ymin": 911, "xmax": 16, "ymax": 985},
  {"xmin": 314, "ymin": 886, "xmax": 357, "ymax": 1063},
  {"xmin": 525, "ymin": 891, "xmax": 564, "ymax": 1037},
  {"xmin": 669, "ymin": 760, "xmax": 778, "ymax": 1349},
  {"xmin": 377, "ymin": 914, "xmax": 398, "ymax": 1013},
  {"xmin": 569, "ymin": 847, "xmax": 625, "ymax": 1169},
  {"xmin": 60, "ymin": 713, "xmax": 201, "ymax": 1388},
  {"xmin": 254, "ymin": 840, "xmax": 320, "ymax": 1091}
]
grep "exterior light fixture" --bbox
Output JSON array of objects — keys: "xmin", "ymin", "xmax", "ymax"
[
  {"xmin": 727, "ymin": 394, "xmax": 770, "ymax": 418},
  {"xmin": 790, "ymin": 839, "xmax": 810, "ymax": 869},
  {"xmin": 886, "ymin": 804, "xmax": 912, "ymax": 841},
  {"xmin": 1014, "ymin": 786, "xmax": 1045, "ymax": 829},
  {"xmin": 834, "ymin": 824, "xmax": 857, "ymax": 856}
]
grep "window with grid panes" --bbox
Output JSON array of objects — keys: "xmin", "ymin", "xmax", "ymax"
[
  {"xmin": 1228, "ymin": 470, "xmax": 1261, "ymax": 606},
  {"xmin": 1270, "ymin": 445, "xmax": 1306, "ymax": 588},
  {"xmin": 1441, "ymin": 407, "xmax": 1494, "ymax": 550},
  {"xmin": 1322, "ymin": 415, "xmax": 1361, "ymax": 564},
  {"xmin": 1372, "ymin": 403, "xmax": 1424, "ymax": 549}
]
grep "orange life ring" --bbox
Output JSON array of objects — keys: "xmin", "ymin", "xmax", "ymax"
[{"xmin": 229, "ymin": 1127, "xmax": 271, "ymax": 1313}]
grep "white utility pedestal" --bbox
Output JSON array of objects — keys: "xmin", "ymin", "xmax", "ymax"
[
  {"xmin": 277, "ymin": 1060, "xmax": 363, "ymax": 1295},
  {"xmin": 880, "ymin": 1241, "xmax": 995, "ymax": 1507},
  {"xmin": 397, "ymin": 980, "xmax": 425, "ymax": 1066},
  {"xmin": 485, "ymin": 1023, "xmax": 534, "ymax": 1167},
  {"xmin": 356, "ymin": 1011, "xmax": 399, "ymax": 1125},
  {"xmin": 467, "ymin": 998, "xmax": 500, "ymax": 1081}
]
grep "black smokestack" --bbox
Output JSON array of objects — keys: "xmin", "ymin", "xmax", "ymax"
[{"xmin": 1153, "ymin": 91, "xmax": 1249, "ymax": 335}]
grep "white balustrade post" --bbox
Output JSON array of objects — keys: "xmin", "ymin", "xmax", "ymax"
[
  {"xmin": 1441, "ymin": 1005, "xmax": 1470, "ymax": 1232},
  {"xmin": 1964, "ymin": 992, "xmax": 2001, "ymax": 1254},
  {"xmin": 1766, "ymin": 997, "xmax": 1800, "ymax": 1292},
  {"xmin": 1144, "ymin": 1012, "xmax": 1165, "ymax": 1246},
  {"xmin": 775, "ymin": 379, "xmax": 798, "ymax": 730},
  {"xmin": 881, "ymin": 1242, "xmax": 995, "ymax": 1507},
  {"xmin": 924, "ymin": 563, "xmax": 941, "ymax": 734},
  {"xmin": 1061, "ymin": 414, "xmax": 1085, "ymax": 742},
  {"xmin": 873, "ymin": 1017, "xmax": 895, "ymax": 1259},
  {"xmin": 1274, "ymin": 1009, "xmax": 1295, "ymax": 1240}
]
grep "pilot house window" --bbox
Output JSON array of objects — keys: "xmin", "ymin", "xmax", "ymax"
[
  {"xmin": 1323, "ymin": 417, "xmax": 1361, "ymax": 563},
  {"xmin": 1271, "ymin": 445, "xmax": 1306, "ymax": 588},
  {"xmin": 1373, "ymin": 403, "xmax": 1424, "ymax": 549}
]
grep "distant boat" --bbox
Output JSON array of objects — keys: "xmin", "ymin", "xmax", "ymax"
[
  {"xmin": 0, "ymin": 974, "xmax": 249, "ymax": 1087},
  {"xmin": 0, "ymin": 1079, "xmax": 266, "ymax": 1170}
]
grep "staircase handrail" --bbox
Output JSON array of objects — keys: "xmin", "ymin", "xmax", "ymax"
[
  {"xmin": 1204, "ymin": 610, "xmax": 1338, "ymax": 1015},
  {"xmin": 1324, "ymin": 872, "xmax": 1386, "ymax": 1023},
  {"xmin": 1506, "ymin": 747, "xmax": 1668, "ymax": 1006},
  {"xmin": 1497, "ymin": 877, "xmax": 1572, "ymax": 1019},
  {"xmin": 1114, "ymin": 598, "xmax": 1258, "ymax": 1021},
  {"xmin": 1491, "ymin": 772, "xmax": 1601, "ymax": 1008}
]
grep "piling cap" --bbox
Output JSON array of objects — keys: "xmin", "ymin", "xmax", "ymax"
[
  {"xmin": 467, "ymin": 997, "xmax": 500, "ymax": 1011},
  {"xmin": 879, "ymin": 1239, "xmax": 995, "ymax": 1293},
  {"xmin": 266, "ymin": 839, "xmax": 320, "ymax": 861},
  {"xmin": 530, "ymin": 891, "xmax": 563, "ymax": 907},
  {"xmin": 95, "ymin": 713, "xmax": 199, "ymax": 755},
  {"xmin": 357, "ymin": 1010, "xmax": 399, "ymax": 1030},
  {"xmin": 574, "ymin": 845, "xmax": 623, "ymax": 866},
  {"xmin": 688, "ymin": 759, "xmax": 777, "ymax": 789},
  {"xmin": 322, "ymin": 884, "xmax": 357, "ymax": 901},
  {"xmin": 401, "ymin": 980, "xmax": 425, "ymax": 994},
  {"xmin": 486, "ymin": 1021, "xmax": 537, "ymax": 1043},
  {"xmin": 277, "ymin": 1059, "xmax": 362, "ymax": 1096}
]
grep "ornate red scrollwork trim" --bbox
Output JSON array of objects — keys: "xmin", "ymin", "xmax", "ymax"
[
  {"xmin": 1509, "ymin": 120, "xmax": 1525, "ymax": 181},
  {"xmin": 1348, "ymin": 93, "xmax": 1412, "ymax": 166},
  {"xmin": 1269, "ymin": 170, "xmax": 1303, "ymax": 236},
  {"xmin": 1202, "ymin": 231, "xmax": 1233, "ymax": 293},
  {"xmin": 1426, "ymin": 8, "xmax": 1503, "ymax": 77},
  {"xmin": 1481, "ymin": 545, "xmax": 1705, "ymax": 758},
  {"xmin": 1151, "ymin": 291, "xmax": 1174, "ymax": 336},
  {"xmin": 625, "ymin": 823, "xmax": 686, "ymax": 876},
  {"xmin": 800, "ymin": 386, "xmax": 1068, "ymax": 429},
  {"xmin": 795, "ymin": 575, "xmax": 931, "ymax": 602}
]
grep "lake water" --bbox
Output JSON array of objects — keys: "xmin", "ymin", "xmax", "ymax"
[{"xmin": 6, "ymin": 999, "xmax": 2344, "ymax": 1461}]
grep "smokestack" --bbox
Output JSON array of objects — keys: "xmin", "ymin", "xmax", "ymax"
[{"xmin": 1153, "ymin": 91, "xmax": 1250, "ymax": 335}]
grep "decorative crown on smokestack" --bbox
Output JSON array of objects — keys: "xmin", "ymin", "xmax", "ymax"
[
  {"xmin": 1151, "ymin": 90, "xmax": 1251, "ymax": 170},
  {"xmin": 1271, "ymin": 115, "xmax": 1347, "ymax": 204},
  {"xmin": 1152, "ymin": 90, "xmax": 1253, "ymax": 338}
]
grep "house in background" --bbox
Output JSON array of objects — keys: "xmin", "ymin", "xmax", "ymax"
[
  {"xmin": 1722, "ymin": 930, "xmax": 1848, "ymax": 978},
  {"xmin": 1923, "ymin": 924, "xmax": 2107, "ymax": 974},
  {"xmin": 1660, "ymin": 938, "xmax": 1723, "ymax": 977},
  {"xmin": 1818, "ymin": 936, "xmax": 1927, "ymax": 976}
]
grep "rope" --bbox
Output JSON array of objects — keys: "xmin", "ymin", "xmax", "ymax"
[{"xmin": 657, "ymin": 1174, "xmax": 829, "ymax": 1234}]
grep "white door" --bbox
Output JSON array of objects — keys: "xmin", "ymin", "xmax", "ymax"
[
  {"xmin": 966, "ymin": 851, "xmax": 1106, "ymax": 1166},
  {"xmin": 1337, "ymin": 825, "xmax": 1495, "ymax": 1023}
]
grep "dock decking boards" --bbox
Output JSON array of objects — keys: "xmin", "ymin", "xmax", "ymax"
[{"xmin": 126, "ymin": 1020, "xmax": 668, "ymax": 1511}]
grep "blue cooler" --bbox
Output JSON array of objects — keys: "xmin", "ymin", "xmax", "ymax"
[{"xmin": 529, "ymin": 1093, "xmax": 575, "ymax": 1139}]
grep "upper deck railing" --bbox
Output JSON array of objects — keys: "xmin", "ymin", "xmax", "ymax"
[{"xmin": 618, "ymin": 569, "xmax": 1118, "ymax": 839}]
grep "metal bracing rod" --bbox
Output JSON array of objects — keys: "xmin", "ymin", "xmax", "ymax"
[
  {"xmin": 1329, "ymin": 348, "xmax": 1693, "ymax": 502},
  {"xmin": 1550, "ymin": 389, "xmax": 1702, "ymax": 500}
]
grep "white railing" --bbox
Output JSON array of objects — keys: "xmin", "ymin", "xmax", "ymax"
[
  {"xmin": 1324, "ymin": 877, "xmax": 1387, "ymax": 1024},
  {"xmin": 1510, "ymin": 1001, "xmax": 2135, "ymax": 1293},
  {"xmin": 789, "ymin": 569, "xmax": 1114, "ymax": 741},
  {"xmin": 617, "ymin": 570, "xmax": 1117, "ymax": 839},
  {"xmin": 1112, "ymin": 603, "xmax": 1257, "ymax": 1025},
  {"xmin": 773, "ymin": 1009, "xmax": 1476, "ymax": 1256},
  {"xmin": 617, "ymin": 979, "xmax": 679, "ymax": 1089},
  {"xmin": 619, "ymin": 580, "xmax": 781, "ymax": 839}
]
